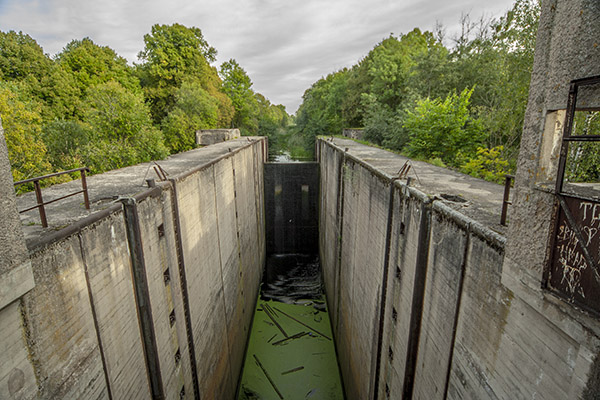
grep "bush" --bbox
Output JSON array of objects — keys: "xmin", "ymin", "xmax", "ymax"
[
  {"xmin": 404, "ymin": 87, "xmax": 484, "ymax": 167},
  {"xmin": 460, "ymin": 146, "xmax": 511, "ymax": 183}
]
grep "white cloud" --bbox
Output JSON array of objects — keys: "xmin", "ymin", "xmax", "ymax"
[{"xmin": 0, "ymin": 0, "xmax": 516, "ymax": 113}]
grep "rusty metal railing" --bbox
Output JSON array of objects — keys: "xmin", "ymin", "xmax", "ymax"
[
  {"xmin": 14, "ymin": 167, "xmax": 90, "ymax": 228},
  {"xmin": 500, "ymin": 174, "xmax": 515, "ymax": 226}
]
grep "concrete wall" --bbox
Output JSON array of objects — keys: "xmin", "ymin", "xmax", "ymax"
[
  {"xmin": 317, "ymin": 137, "xmax": 600, "ymax": 399},
  {"xmin": 342, "ymin": 129, "xmax": 364, "ymax": 140},
  {"xmin": 196, "ymin": 129, "xmax": 241, "ymax": 146},
  {"xmin": 0, "ymin": 119, "xmax": 38, "ymax": 400},
  {"xmin": 2, "ymin": 139, "xmax": 266, "ymax": 399},
  {"xmin": 502, "ymin": 0, "xmax": 600, "ymax": 397}
]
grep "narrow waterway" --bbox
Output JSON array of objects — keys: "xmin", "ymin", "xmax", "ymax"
[{"xmin": 237, "ymin": 254, "xmax": 344, "ymax": 400}]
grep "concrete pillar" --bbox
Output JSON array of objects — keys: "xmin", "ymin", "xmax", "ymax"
[
  {"xmin": 502, "ymin": 1, "xmax": 600, "ymax": 397},
  {"xmin": 0, "ymin": 117, "xmax": 37, "ymax": 399}
]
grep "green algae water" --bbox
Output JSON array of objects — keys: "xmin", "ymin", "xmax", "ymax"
[{"xmin": 237, "ymin": 255, "xmax": 344, "ymax": 399}]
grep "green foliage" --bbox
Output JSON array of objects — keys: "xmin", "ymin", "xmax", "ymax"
[
  {"xmin": 0, "ymin": 31, "xmax": 82, "ymax": 121},
  {"xmin": 0, "ymin": 31, "xmax": 52, "ymax": 81},
  {"xmin": 294, "ymin": 0, "xmax": 540, "ymax": 180},
  {"xmin": 404, "ymin": 88, "xmax": 484, "ymax": 167},
  {"xmin": 0, "ymin": 84, "xmax": 51, "ymax": 183},
  {"xmin": 220, "ymin": 59, "xmax": 259, "ymax": 134},
  {"xmin": 38, "ymin": 64, "xmax": 82, "ymax": 120},
  {"xmin": 81, "ymin": 82, "xmax": 168, "ymax": 173},
  {"xmin": 365, "ymin": 29, "xmax": 442, "ymax": 109},
  {"xmin": 56, "ymin": 38, "xmax": 139, "ymax": 97},
  {"xmin": 84, "ymin": 82, "xmax": 149, "ymax": 139},
  {"xmin": 428, "ymin": 157, "xmax": 447, "ymax": 168},
  {"xmin": 162, "ymin": 80, "xmax": 220, "ymax": 152},
  {"xmin": 0, "ymin": 23, "xmax": 285, "ymax": 187},
  {"xmin": 296, "ymin": 69, "xmax": 349, "ymax": 142},
  {"xmin": 42, "ymin": 119, "xmax": 91, "ymax": 170},
  {"xmin": 361, "ymin": 94, "xmax": 408, "ymax": 149},
  {"xmin": 460, "ymin": 146, "xmax": 511, "ymax": 183},
  {"xmin": 137, "ymin": 23, "xmax": 220, "ymax": 122},
  {"xmin": 564, "ymin": 111, "xmax": 600, "ymax": 184}
]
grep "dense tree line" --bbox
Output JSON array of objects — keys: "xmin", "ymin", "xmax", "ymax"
[
  {"xmin": 296, "ymin": 0, "xmax": 540, "ymax": 182},
  {"xmin": 0, "ymin": 24, "xmax": 289, "ymax": 189}
]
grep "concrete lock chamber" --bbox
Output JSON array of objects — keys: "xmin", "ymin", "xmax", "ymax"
[
  {"xmin": 1, "ymin": 137, "xmax": 352, "ymax": 400},
  {"xmin": 236, "ymin": 161, "xmax": 344, "ymax": 399},
  {"xmin": 4, "ymin": 132, "xmax": 600, "ymax": 400}
]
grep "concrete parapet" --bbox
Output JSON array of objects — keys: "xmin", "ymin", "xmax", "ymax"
[
  {"xmin": 317, "ymin": 136, "xmax": 600, "ymax": 399},
  {"xmin": 502, "ymin": 1, "xmax": 600, "ymax": 397},
  {"xmin": 342, "ymin": 128, "xmax": 364, "ymax": 140},
  {"xmin": 196, "ymin": 128, "xmax": 241, "ymax": 146},
  {"xmin": 0, "ymin": 118, "xmax": 37, "ymax": 400},
  {"xmin": 4, "ymin": 138, "xmax": 266, "ymax": 399}
]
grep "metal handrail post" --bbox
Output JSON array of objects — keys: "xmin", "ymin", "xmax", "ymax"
[
  {"xmin": 33, "ymin": 180, "xmax": 48, "ymax": 227},
  {"xmin": 81, "ymin": 169, "xmax": 90, "ymax": 209},
  {"xmin": 500, "ymin": 174, "xmax": 514, "ymax": 226}
]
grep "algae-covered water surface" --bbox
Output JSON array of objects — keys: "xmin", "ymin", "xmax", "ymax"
[{"xmin": 237, "ymin": 254, "xmax": 344, "ymax": 400}]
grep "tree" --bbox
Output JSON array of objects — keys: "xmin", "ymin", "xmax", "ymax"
[
  {"xmin": 0, "ymin": 83, "xmax": 51, "ymax": 183},
  {"xmin": 0, "ymin": 30, "xmax": 81, "ymax": 121},
  {"xmin": 137, "ymin": 23, "xmax": 220, "ymax": 122},
  {"xmin": 37, "ymin": 64, "xmax": 82, "ymax": 120},
  {"xmin": 42, "ymin": 119, "xmax": 91, "ymax": 171},
  {"xmin": 56, "ymin": 38, "xmax": 139, "ymax": 96},
  {"xmin": 564, "ymin": 111, "xmax": 600, "ymax": 184},
  {"xmin": 81, "ymin": 82, "xmax": 168, "ymax": 173},
  {"xmin": 0, "ymin": 31, "xmax": 52, "ymax": 82},
  {"xmin": 361, "ymin": 94, "xmax": 407, "ymax": 149},
  {"xmin": 296, "ymin": 69, "xmax": 349, "ymax": 143},
  {"xmin": 448, "ymin": 0, "xmax": 541, "ymax": 161},
  {"xmin": 404, "ymin": 88, "xmax": 484, "ymax": 166},
  {"xmin": 161, "ymin": 80, "xmax": 220, "ymax": 152},
  {"xmin": 293, "ymin": 0, "xmax": 541, "ymax": 176},
  {"xmin": 219, "ymin": 59, "xmax": 259, "ymax": 134},
  {"xmin": 254, "ymin": 93, "xmax": 289, "ymax": 149}
]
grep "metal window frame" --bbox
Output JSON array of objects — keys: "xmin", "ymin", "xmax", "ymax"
[
  {"xmin": 546, "ymin": 75, "xmax": 600, "ymax": 315},
  {"xmin": 555, "ymin": 75, "xmax": 600, "ymax": 194}
]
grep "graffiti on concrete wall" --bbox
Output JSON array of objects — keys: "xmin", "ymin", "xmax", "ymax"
[{"xmin": 550, "ymin": 196, "xmax": 600, "ymax": 312}]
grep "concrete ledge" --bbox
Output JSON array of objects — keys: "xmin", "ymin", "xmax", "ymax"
[
  {"xmin": 324, "ymin": 139, "xmax": 394, "ymax": 183},
  {"xmin": 196, "ymin": 129, "xmax": 240, "ymax": 145},
  {"xmin": 27, "ymin": 203, "xmax": 123, "ymax": 252},
  {"xmin": 432, "ymin": 200, "xmax": 506, "ymax": 249},
  {"xmin": 0, "ymin": 260, "xmax": 34, "ymax": 309},
  {"xmin": 173, "ymin": 138, "xmax": 261, "ymax": 182},
  {"xmin": 342, "ymin": 128, "xmax": 364, "ymax": 140},
  {"xmin": 17, "ymin": 137, "xmax": 266, "ymax": 248},
  {"xmin": 320, "ymin": 137, "xmax": 508, "ymax": 234}
]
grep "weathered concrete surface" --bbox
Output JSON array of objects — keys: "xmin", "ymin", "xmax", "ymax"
[
  {"xmin": 130, "ymin": 192, "xmax": 189, "ymax": 399},
  {"xmin": 0, "ymin": 119, "xmax": 31, "ymax": 277},
  {"xmin": 4, "ymin": 138, "xmax": 267, "ymax": 399},
  {"xmin": 196, "ymin": 128, "xmax": 241, "ymax": 145},
  {"xmin": 0, "ymin": 119, "xmax": 37, "ymax": 400},
  {"xmin": 342, "ymin": 128, "xmax": 364, "ymax": 140},
  {"xmin": 318, "ymin": 135, "xmax": 600, "ymax": 400},
  {"xmin": 322, "ymin": 138, "xmax": 509, "ymax": 233},
  {"xmin": 378, "ymin": 186, "xmax": 427, "ymax": 400},
  {"xmin": 16, "ymin": 138, "xmax": 264, "ymax": 246},
  {"xmin": 502, "ymin": 1, "xmax": 600, "ymax": 398},
  {"xmin": 413, "ymin": 206, "xmax": 467, "ymax": 399},
  {"xmin": 169, "ymin": 140, "xmax": 266, "ymax": 398},
  {"xmin": 83, "ymin": 212, "xmax": 152, "ymax": 399},
  {"xmin": 0, "ymin": 302, "xmax": 39, "ymax": 400}
]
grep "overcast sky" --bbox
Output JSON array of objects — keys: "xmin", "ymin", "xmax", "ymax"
[{"xmin": 0, "ymin": 0, "xmax": 516, "ymax": 114}]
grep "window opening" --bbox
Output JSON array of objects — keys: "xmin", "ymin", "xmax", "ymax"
[{"xmin": 548, "ymin": 75, "xmax": 600, "ymax": 314}]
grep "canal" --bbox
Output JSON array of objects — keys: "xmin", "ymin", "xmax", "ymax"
[{"xmin": 237, "ymin": 162, "xmax": 344, "ymax": 399}]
